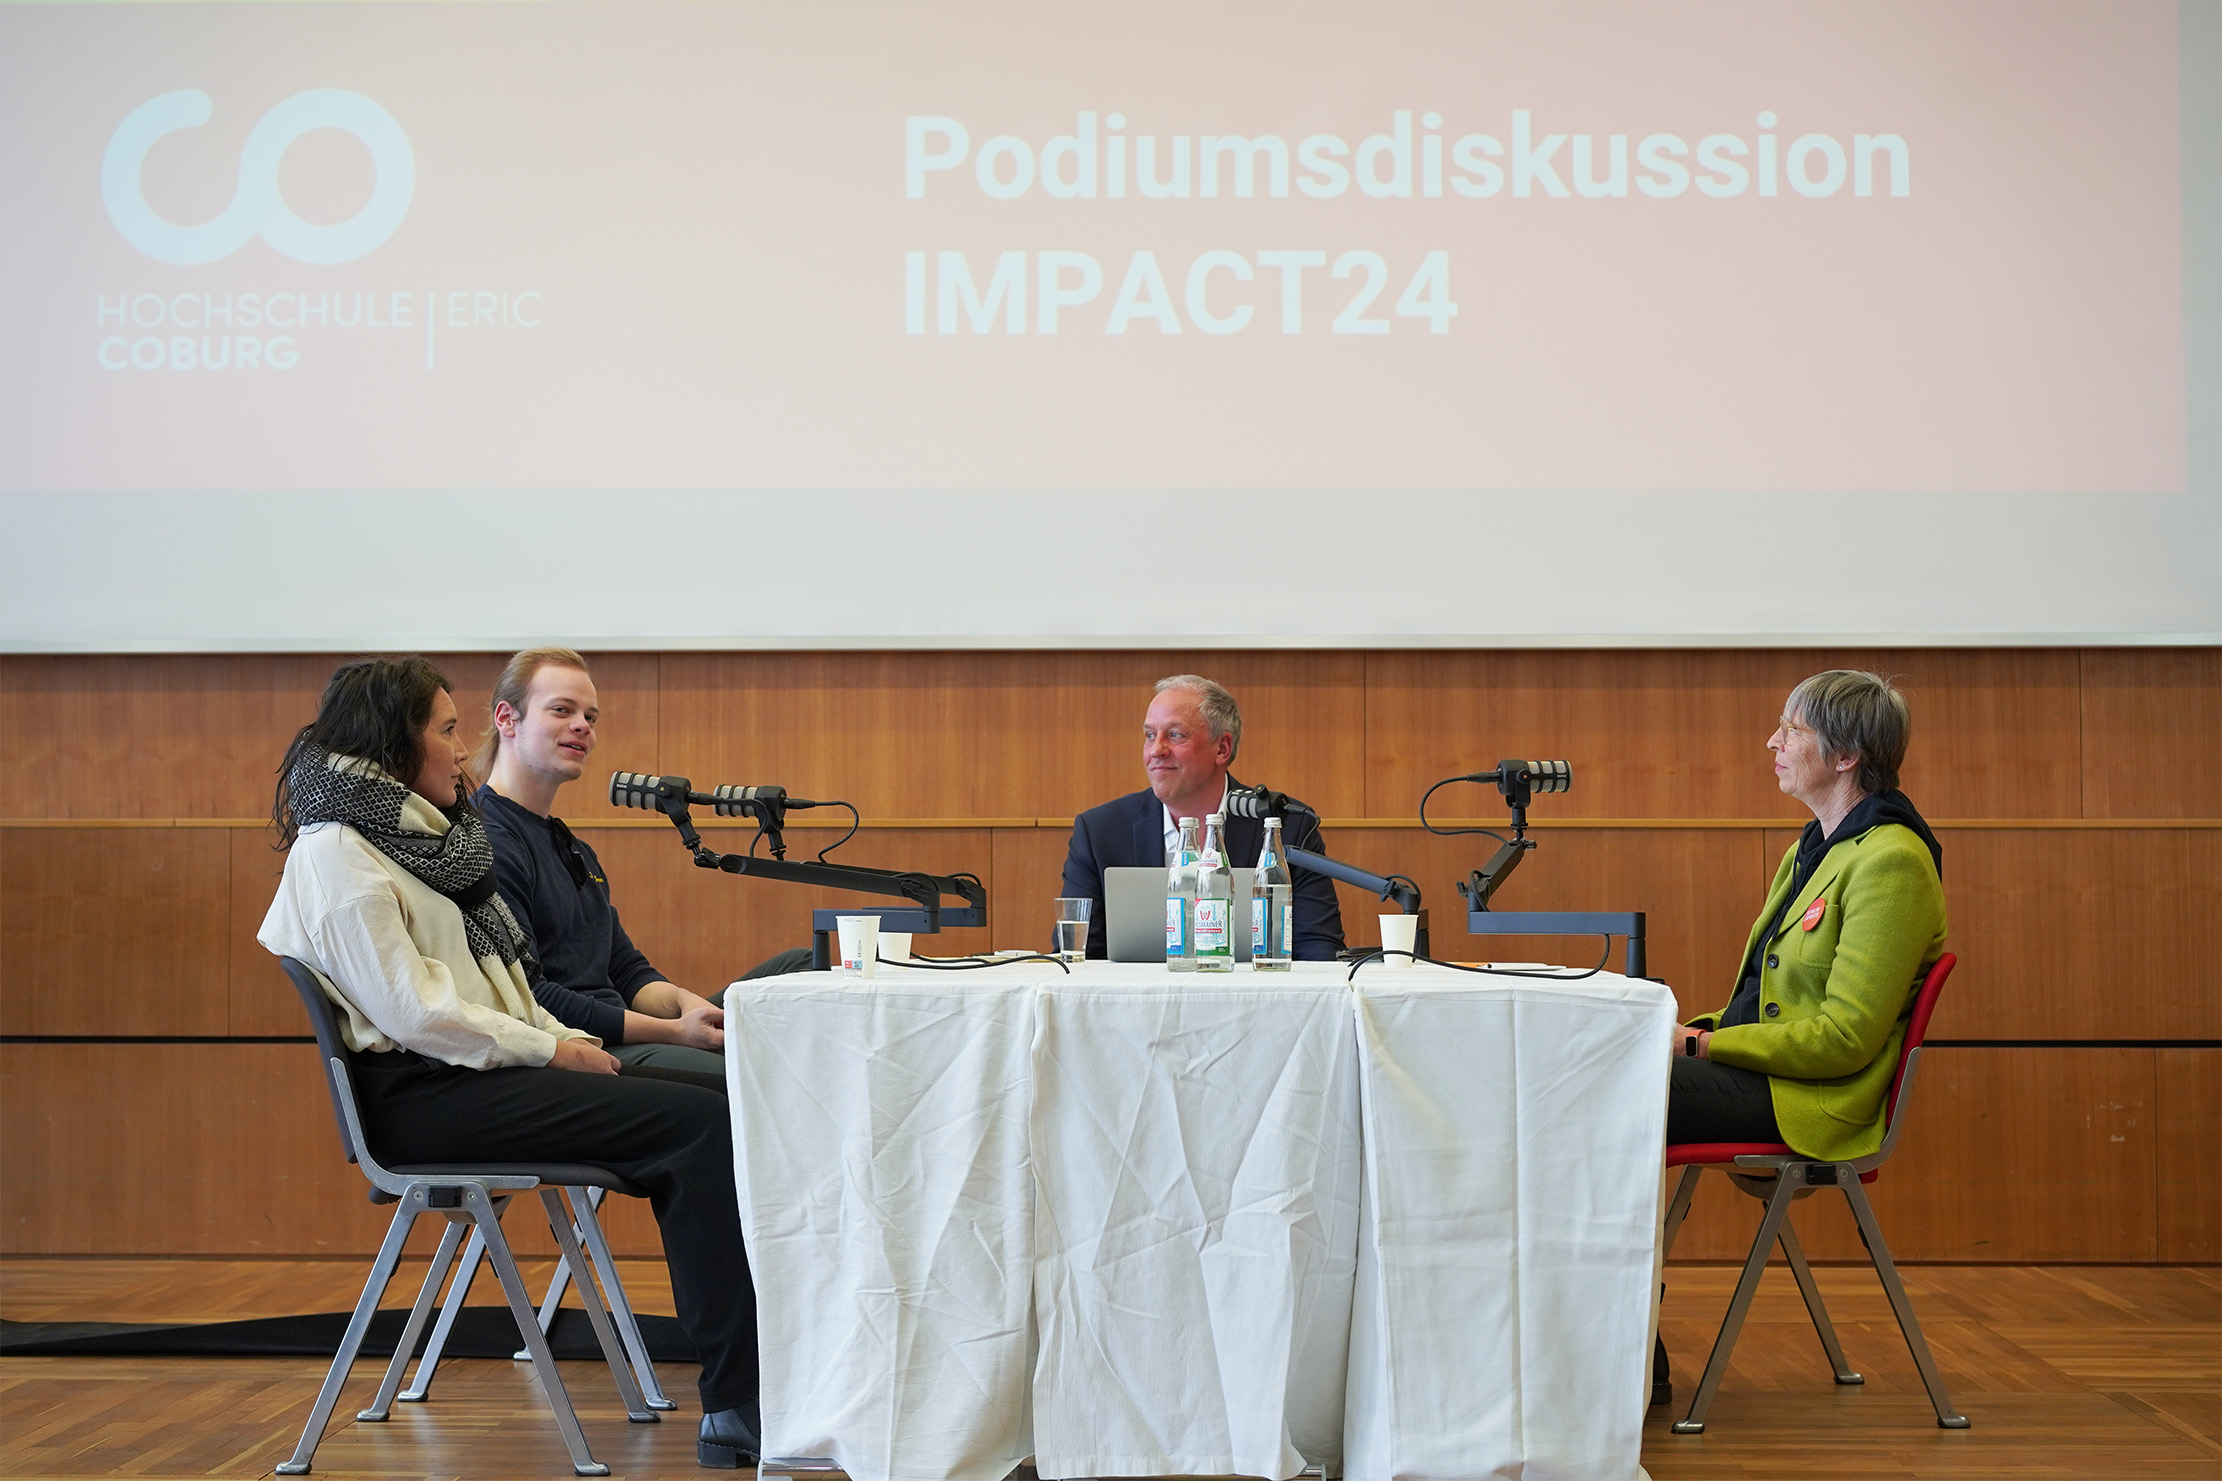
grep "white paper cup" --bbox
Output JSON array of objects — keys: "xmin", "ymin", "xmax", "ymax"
[
  {"xmin": 880, "ymin": 931, "xmax": 912, "ymax": 964},
  {"xmin": 836, "ymin": 915, "xmax": 880, "ymax": 978},
  {"xmin": 1379, "ymin": 913, "xmax": 1419, "ymax": 968}
]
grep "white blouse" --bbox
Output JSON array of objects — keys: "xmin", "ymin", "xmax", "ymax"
[{"xmin": 258, "ymin": 795, "xmax": 597, "ymax": 1070}]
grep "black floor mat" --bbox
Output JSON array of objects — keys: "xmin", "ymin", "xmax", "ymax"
[{"xmin": 0, "ymin": 1307, "xmax": 697, "ymax": 1362}]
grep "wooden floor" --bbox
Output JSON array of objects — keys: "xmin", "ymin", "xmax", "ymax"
[{"xmin": 2, "ymin": 1258, "xmax": 2215, "ymax": 1480}]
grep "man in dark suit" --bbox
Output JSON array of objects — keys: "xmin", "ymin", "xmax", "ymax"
[{"xmin": 1059, "ymin": 674, "xmax": 1345, "ymax": 960}]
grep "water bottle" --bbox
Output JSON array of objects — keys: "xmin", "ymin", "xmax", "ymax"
[
  {"xmin": 1192, "ymin": 813, "xmax": 1234, "ymax": 972},
  {"xmin": 1251, "ymin": 816, "xmax": 1293, "ymax": 971},
  {"xmin": 1166, "ymin": 815, "xmax": 1201, "ymax": 972}
]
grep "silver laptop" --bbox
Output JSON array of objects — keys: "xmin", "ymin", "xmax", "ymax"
[{"xmin": 1104, "ymin": 866, "xmax": 1256, "ymax": 963}]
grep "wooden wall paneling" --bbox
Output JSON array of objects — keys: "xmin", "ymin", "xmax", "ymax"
[
  {"xmin": 1324, "ymin": 828, "xmax": 1763, "ymax": 1016},
  {"xmin": 659, "ymin": 652, "xmax": 1004, "ymax": 821},
  {"xmin": 0, "ymin": 651, "xmax": 662, "ymax": 823},
  {"xmin": 227, "ymin": 826, "xmax": 298, "ymax": 1036},
  {"xmin": 0, "ymin": 1044, "xmax": 402, "ymax": 1255},
  {"xmin": 958, "ymin": 649, "xmax": 1368, "ymax": 822},
  {"xmin": 991, "ymin": 827, "xmax": 1078, "ymax": 954},
  {"xmin": 1868, "ymin": 648, "xmax": 2083, "ymax": 819},
  {"xmin": 1362, "ymin": 650, "xmax": 1800, "ymax": 821},
  {"xmin": 2155, "ymin": 1049, "xmax": 2221, "ymax": 1262},
  {"xmin": 0, "ymin": 1042, "xmax": 671, "ymax": 1260},
  {"xmin": 1932, "ymin": 828, "xmax": 2221, "ymax": 1040},
  {"xmin": 2078, "ymin": 648, "xmax": 2222, "ymax": 819},
  {"xmin": 1668, "ymin": 1048, "xmax": 2158, "ymax": 1263},
  {"xmin": 0, "ymin": 655, "xmax": 340, "ymax": 819},
  {"xmin": 658, "ymin": 651, "xmax": 1367, "ymax": 826},
  {"xmin": 0, "ymin": 828, "xmax": 230, "ymax": 1037},
  {"xmin": 1863, "ymin": 1046, "xmax": 2158, "ymax": 1262},
  {"xmin": 583, "ymin": 824, "xmax": 998, "ymax": 986},
  {"xmin": 1360, "ymin": 649, "xmax": 2085, "ymax": 822}
]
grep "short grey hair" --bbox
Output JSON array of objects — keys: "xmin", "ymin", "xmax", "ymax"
[
  {"xmin": 1153, "ymin": 674, "xmax": 1242, "ymax": 758},
  {"xmin": 1786, "ymin": 670, "xmax": 1911, "ymax": 796}
]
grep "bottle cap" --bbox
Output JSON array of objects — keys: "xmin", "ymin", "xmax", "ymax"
[{"xmin": 1206, "ymin": 812, "xmax": 1223, "ymax": 824}]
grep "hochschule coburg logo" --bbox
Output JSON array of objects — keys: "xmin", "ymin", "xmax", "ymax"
[{"xmin": 102, "ymin": 88, "xmax": 414, "ymax": 265}]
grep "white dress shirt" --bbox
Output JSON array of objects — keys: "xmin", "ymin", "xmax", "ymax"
[{"xmin": 1161, "ymin": 777, "xmax": 1233, "ymax": 859}]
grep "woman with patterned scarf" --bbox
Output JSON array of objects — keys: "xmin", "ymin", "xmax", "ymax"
[{"xmin": 258, "ymin": 656, "xmax": 765, "ymax": 1468}]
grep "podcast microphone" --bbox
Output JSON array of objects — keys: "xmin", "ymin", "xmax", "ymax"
[
  {"xmin": 1223, "ymin": 786, "xmax": 1317, "ymax": 821},
  {"xmin": 609, "ymin": 771, "xmax": 693, "ymax": 815},
  {"xmin": 609, "ymin": 773, "xmax": 824, "ymax": 815},
  {"xmin": 712, "ymin": 784, "xmax": 825, "ymax": 816},
  {"xmin": 1464, "ymin": 760, "xmax": 1571, "ymax": 806}
]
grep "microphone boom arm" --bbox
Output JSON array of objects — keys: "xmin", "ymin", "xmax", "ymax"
[
  {"xmin": 665, "ymin": 805, "xmax": 983, "ymax": 932},
  {"xmin": 614, "ymin": 772, "xmax": 985, "ymax": 933},
  {"xmin": 1286, "ymin": 847, "xmax": 1420, "ymax": 915}
]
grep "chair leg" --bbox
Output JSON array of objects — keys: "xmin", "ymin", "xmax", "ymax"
[
  {"xmin": 566, "ymin": 1185, "xmax": 678, "ymax": 1411},
  {"xmin": 518, "ymin": 1199, "xmax": 579, "ymax": 1357},
  {"xmin": 510, "ymin": 1187, "xmax": 602, "ymax": 1359},
  {"xmin": 509, "ymin": 1186, "xmax": 595, "ymax": 1361},
  {"xmin": 1777, "ymin": 1218, "xmax": 1861, "ymax": 1385},
  {"xmin": 398, "ymin": 1208, "xmax": 496, "ymax": 1403},
  {"xmin": 359, "ymin": 1214, "xmax": 472, "ymax": 1420},
  {"xmin": 276, "ymin": 1195, "xmax": 421, "ymax": 1474},
  {"xmin": 538, "ymin": 1188, "xmax": 657, "ymax": 1424},
  {"xmin": 1842, "ymin": 1179, "xmax": 1969, "ymax": 1429},
  {"xmin": 1660, "ymin": 1165, "xmax": 1702, "ymax": 1260},
  {"xmin": 1672, "ymin": 1169, "xmax": 1800, "ymax": 1435},
  {"xmin": 472, "ymin": 1188, "xmax": 610, "ymax": 1476}
]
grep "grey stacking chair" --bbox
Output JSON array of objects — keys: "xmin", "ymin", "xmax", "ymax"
[
  {"xmin": 275, "ymin": 956, "xmax": 659, "ymax": 1476},
  {"xmin": 397, "ymin": 1180, "xmax": 675, "ymax": 1411}
]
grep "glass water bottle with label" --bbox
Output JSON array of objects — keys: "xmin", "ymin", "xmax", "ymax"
[
  {"xmin": 1166, "ymin": 815, "xmax": 1201, "ymax": 972},
  {"xmin": 1192, "ymin": 813, "xmax": 1234, "ymax": 972},
  {"xmin": 1251, "ymin": 815, "xmax": 1294, "ymax": 971}
]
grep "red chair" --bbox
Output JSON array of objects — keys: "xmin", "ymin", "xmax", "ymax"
[{"xmin": 1659, "ymin": 951, "xmax": 1969, "ymax": 1434}]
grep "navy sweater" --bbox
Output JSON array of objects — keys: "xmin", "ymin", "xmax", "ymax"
[{"xmin": 475, "ymin": 785, "xmax": 663, "ymax": 1045}]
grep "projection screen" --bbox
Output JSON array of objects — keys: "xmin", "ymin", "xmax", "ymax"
[{"xmin": 2, "ymin": 0, "xmax": 2215, "ymax": 650}]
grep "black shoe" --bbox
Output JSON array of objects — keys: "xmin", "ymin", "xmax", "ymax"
[
  {"xmin": 698, "ymin": 1401, "xmax": 762, "ymax": 1469},
  {"xmin": 1651, "ymin": 1334, "xmax": 1673, "ymax": 1408}
]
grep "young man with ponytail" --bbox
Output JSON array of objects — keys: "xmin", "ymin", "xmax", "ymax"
[
  {"xmin": 474, "ymin": 648, "xmax": 807, "ymax": 1083},
  {"xmin": 258, "ymin": 656, "xmax": 765, "ymax": 1466}
]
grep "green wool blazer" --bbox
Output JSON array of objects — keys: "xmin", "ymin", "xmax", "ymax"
[{"xmin": 1690, "ymin": 822, "xmax": 1947, "ymax": 1163}]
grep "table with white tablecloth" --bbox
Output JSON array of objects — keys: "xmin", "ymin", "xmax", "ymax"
[{"xmin": 724, "ymin": 961, "xmax": 1674, "ymax": 1481}]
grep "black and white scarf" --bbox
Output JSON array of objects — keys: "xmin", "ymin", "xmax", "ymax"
[{"xmin": 287, "ymin": 747, "xmax": 535, "ymax": 972}]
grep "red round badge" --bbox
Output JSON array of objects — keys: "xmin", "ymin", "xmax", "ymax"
[{"xmin": 1800, "ymin": 898, "xmax": 1827, "ymax": 931}]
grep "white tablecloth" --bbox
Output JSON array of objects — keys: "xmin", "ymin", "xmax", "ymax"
[
  {"xmin": 1029, "ymin": 977, "xmax": 1359, "ymax": 1480},
  {"xmin": 726, "ymin": 961, "xmax": 1673, "ymax": 1481},
  {"xmin": 725, "ymin": 980, "xmax": 1037, "ymax": 1481},
  {"xmin": 1344, "ymin": 975, "xmax": 1673, "ymax": 1481}
]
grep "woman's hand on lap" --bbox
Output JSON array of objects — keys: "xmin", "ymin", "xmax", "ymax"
[{"xmin": 550, "ymin": 1037, "xmax": 621, "ymax": 1074}]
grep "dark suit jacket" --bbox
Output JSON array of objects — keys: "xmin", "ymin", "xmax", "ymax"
[{"xmin": 1058, "ymin": 779, "xmax": 1346, "ymax": 961}]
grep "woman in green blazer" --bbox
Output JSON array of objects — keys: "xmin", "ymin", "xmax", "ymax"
[
  {"xmin": 1670, "ymin": 670, "xmax": 1947, "ymax": 1162},
  {"xmin": 1654, "ymin": 670, "xmax": 1946, "ymax": 1406}
]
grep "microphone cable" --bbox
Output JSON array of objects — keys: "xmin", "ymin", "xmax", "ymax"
[
  {"xmin": 739, "ymin": 798, "xmax": 861, "ymax": 860},
  {"xmin": 880, "ymin": 952, "xmax": 1071, "ymax": 974},
  {"xmin": 1345, "ymin": 936, "xmax": 1615, "ymax": 983},
  {"xmin": 1418, "ymin": 774, "xmax": 1518, "ymax": 845},
  {"xmin": 814, "ymin": 800, "xmax": 860, "ymax": 860}
]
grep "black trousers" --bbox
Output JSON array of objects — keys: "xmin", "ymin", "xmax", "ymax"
[
  {"xmin": 1666, "ymin": 1055, "xmax": 1783, "ymax": 1145},
  {"xmin": 350, "ymin": 1052, "xmax": 757, "ymax": 1411}
]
